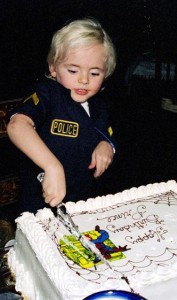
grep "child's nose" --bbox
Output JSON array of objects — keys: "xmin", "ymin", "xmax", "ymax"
[{"xmin": 78, "ymin": 72, "xmax": 89, "ymax": 84}]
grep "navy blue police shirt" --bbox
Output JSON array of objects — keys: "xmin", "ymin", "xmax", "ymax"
[{"xmin": 9, "ymin": 78, "xmax": 117, "ymax": 213}]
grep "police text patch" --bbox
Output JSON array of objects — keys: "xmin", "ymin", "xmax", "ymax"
[{"xmin": 51, "ymin": 119, "xmax": 79, "ymax": 137}]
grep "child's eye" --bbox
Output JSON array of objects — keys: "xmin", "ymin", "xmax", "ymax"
[
  {"xmin": 91, "ymin": 72, "xmax": 100, "ymax": 76},
  {"xmin": 68, "ymin": 69, "xmax": 77, "ymax": 74}
]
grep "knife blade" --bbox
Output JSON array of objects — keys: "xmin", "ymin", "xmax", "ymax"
[
  {"xmin": 37, "ymin": 172, "xmax": 113, "ymax": 269},
  {"xmin": 57, "ymin": 204, "xmax": 114, "ymax": 269}
]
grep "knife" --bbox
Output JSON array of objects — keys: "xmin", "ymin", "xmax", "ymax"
[{"xmin": 37, "ymin": 172, "xmax": 113, "ymax": 269}]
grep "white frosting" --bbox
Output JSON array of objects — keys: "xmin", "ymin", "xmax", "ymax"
[{"xmin": 8, "ymin": 180, "xmax": 177, "ymax": 300}]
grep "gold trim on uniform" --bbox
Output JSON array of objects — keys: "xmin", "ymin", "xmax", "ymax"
[
  {"xmin": 51, "ymin": 119, "xmax": 79, "ymax": 137},
  {"xmin": 23, "ymin": 93, "xmax": 39, "ymax": 105},
  {"xmin": 108, "ymin": 126, "xmax": 113, "ymax": 136}
]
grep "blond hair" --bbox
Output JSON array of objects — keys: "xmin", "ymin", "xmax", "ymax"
[{"xmin": 47, "ymin": 18, "xmax": 116, "ymax": 78}]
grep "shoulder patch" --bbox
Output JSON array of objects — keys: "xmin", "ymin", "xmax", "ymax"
[
  {"xmin": 23, "ymin": 93, "xmax": 39, "ymax": 105},
  {"xmin": 108, "ymin": 126, "xmax": 113, "ymax": 136}
]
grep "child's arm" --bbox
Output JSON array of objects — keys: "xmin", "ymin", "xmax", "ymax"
[
  {"xmin": 7, "ymin": 113, "xmax": 66, "ymax": 207},
  {"xmin": 88, "ymin": 140, "xmax": 114, "ymax": 178}
]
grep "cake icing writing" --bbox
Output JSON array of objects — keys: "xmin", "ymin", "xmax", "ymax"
[{"xmin": 57, "ymin": 190, "xmax": 177, "ymax": 286}]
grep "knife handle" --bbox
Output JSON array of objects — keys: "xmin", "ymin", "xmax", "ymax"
[{"xmin": 37, "ymin": 172, "xmax": 66, "ymax": 210}]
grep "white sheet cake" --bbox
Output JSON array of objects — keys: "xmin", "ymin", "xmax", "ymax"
[{"xmin": 8, "ymin": 180, "xmax": 177, "ymax": 300}]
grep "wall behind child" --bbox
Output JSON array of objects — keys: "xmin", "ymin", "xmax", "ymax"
[{"xmin": 2, "ymin": 0, "xmax": 176, "ymax": 100}]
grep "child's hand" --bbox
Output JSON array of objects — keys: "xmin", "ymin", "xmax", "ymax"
[
  {"xmin": 41, "ymin": 165, "xmax": 66, "ymax": 207},
  {"xmin": 88, "ymin": 141, "xmax": 114, "ymax": 178}
]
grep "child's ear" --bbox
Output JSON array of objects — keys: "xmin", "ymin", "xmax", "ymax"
[{"xmin": 49, "ymin": 64, "xmax": 56, "ymax": 78}]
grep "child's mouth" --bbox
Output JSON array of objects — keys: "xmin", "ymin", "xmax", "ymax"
[{"xmin": 75, "ymin": 89, "xmax": 88, "ymax": 95}]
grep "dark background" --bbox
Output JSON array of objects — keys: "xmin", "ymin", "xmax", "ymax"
[
  {"xmin": 1, "ymin": 0, "xmax": 177, "ymax": 100},
  {"xmin": 0, "ymin": 0, "xmax": 177, "ymax": 202}
]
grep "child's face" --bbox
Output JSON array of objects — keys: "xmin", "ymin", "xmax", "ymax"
[{"xmin": 50, "ymin": 44, "xmax": 107, "ymax": 102}]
